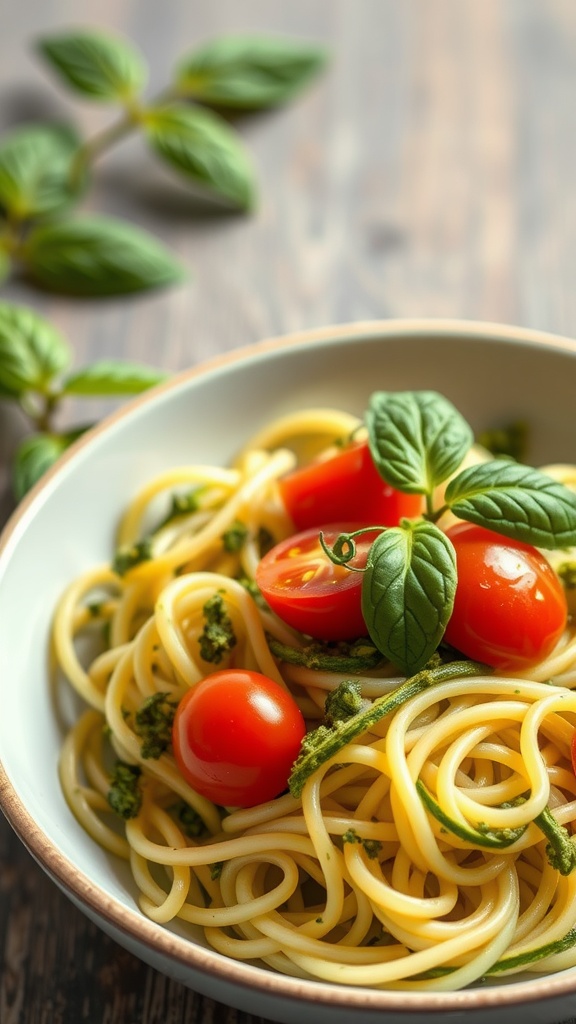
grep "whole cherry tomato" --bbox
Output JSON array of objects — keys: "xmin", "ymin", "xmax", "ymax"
[
  {"xmin": 443, "ymin": 522, "xmax": 567, "ymax": 671},
  {"xmin": 279, "ymin": 439, "xmax": 422, "ymax": 531},
  {"xmin": 172, "ymin": 669, "xmax": 305, "ymax": 808},
  {"xmin": 255, "ymin": 524, "xmax": 373, "ymax": 641}
]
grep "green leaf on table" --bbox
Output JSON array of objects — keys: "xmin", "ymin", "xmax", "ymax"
[
  {"xmin": 361, "ymin": 520, "xmax": 457, "ymax": 676},
  {"xmin": 62, "ymin": 359, "xmax": 167, "ymax": 396},
  {"xmin": 366, "ymin": 391, "xmax": 474, "ymax": 495},
  {"xmin": 144, "ymin": 103, "xmax": 255, "ymax": 210},
  {"xmin": 21, "ymin": 217, "xmax": 184, "ymax": 296},
  {"xmin": 13, "ymin": 428, "xmax": 86, "ymax": 500},
  {"xmin": 174, "ymin": 34, "xmax": 328, "ymax": 110},
  {"xmin": 0, "ymin": 123, "xmax": 84, "ymax": 220},
  {"xmin": 36, "ymin": 30, "xmax": 146, "ymax": 102},
  {"xmin": 445, "ymin": 459, "xmax": 576, "ymax": 550},
  {"xmin": 0, "ymin": 301, "xmax": 71, "ymax": 396}
]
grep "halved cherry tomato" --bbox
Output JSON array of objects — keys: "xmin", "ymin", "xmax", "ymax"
[
  {"xmin": 279, "ymin": 439, "xmax": 422, "ymax": 531},
  {"xmin": 172, "ymin": 669, "xmax": 305, "ymax": 808},
  {"xmin": 443, "ymin": 522, "xmax": 567, "ymax": 671},
  {"xmin": 255, "ymin": 524, "xmax": 373, "ymax": 641}
]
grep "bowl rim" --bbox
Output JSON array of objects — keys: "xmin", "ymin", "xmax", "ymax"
[{"xmin": 3, "ymin": 315, "xmax": 576, "ymax": 1014}]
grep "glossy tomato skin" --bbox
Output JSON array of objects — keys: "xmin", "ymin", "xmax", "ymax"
[
  {"xmin": 172, "ymin": 670, "xmax": 306, "ymax": 808},
  {"xmin": 279, "ymin": 440, "xmax": 422, "ymax": 531},
  {"xmin": 256, "ymin": 524, "xmax": 372, "ymax": 641},
  {"xmin": 443, "ymin": 522, "xmax": 567, "ymax": 671}
]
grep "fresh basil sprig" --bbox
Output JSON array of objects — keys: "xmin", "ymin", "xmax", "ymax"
[
  {"xmin": 0, "ymin": 302, "xmax": 166, "ymax": 498},
  {"xmin": 366, "ymin": 390, "xmax": 474, "ymax": 502},
  {"xmin": 443, "ymin": 459, "xmax": 576, "ymax": 549},
  {"xmin": 0, "ymin": 29, "xmax": 327, "ymax": 298},
  {"xmin": 362, "ymin": 520, "xmax": 457, "ymax": 676},
  {"xmin": 0, "ymin": 123, "xmax": 181, "ymax": 297},
  {"xmin": 325, "ymin": 390, "xmax": 576, "ymax": 676}
]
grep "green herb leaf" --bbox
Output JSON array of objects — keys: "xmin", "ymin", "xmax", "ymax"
[
  {"xmin": 0, "ymin": 301, "xmax": 71, "ymax": 396},
  {"xmin": 62, "ymin": 360, "xmax": 167, "ymax": 396},
  {"xmin": 366, "ymin": 391, "xmax": 474, "ymax": 495},
  {"xmin": 174, "ymin": 34, "xmax": 327, "ymax": 111},
  {"xmin": 445, "ymin": 459, "xmax": 576, "ymax": 549},
  {"xmin": 361, "ymin": 520, "xmax": 457, "ymax": 675},
  {"xmin": 22, "ymin": 217, "xmax": 184, "ymax": 296},
  {"xmin": 0, "ymin": 123, "xmax": 84, "ymax": 220},
  {"xmin": 144, "ymin": 103, "xmax": 255, "ymax": 210},
  {"xmin": 36, "ymin": 30, "xmax": 146, "ymax": 102},
  {"xmin": 12, "ymin": 429, "xmax": 84, "ymax": 499}
]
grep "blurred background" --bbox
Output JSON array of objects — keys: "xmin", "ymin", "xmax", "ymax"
[
  {"xmin": 2, "ymin": 1, "xmax": 576, "ymax": 1022},
  {"xmin": 4, "ymin": 1, "xmax": 576, "ymax": 359}
]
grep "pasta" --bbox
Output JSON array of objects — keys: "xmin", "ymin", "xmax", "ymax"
[{"xmin": 52, "ymin": 403, "xmax": 576, "ymax": 991}]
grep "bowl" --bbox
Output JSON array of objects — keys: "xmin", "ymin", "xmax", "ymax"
[{"xmin": 2, "ymin": 318, "xmax": 576, "ymax": 1024}]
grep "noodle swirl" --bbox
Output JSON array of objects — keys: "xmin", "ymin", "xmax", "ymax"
[{"xmin": 53, "ymin": 406, "xmax": 576, "ymax": 990}]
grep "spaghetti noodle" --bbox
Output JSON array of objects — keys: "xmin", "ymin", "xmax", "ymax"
[{"xmin": 52, "ymin": 404, "xmax": 576, "ymax": 990}]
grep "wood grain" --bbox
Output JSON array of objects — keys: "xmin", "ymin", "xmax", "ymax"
[{"xmin": 2, "ymin": 1, "xmax": 576, "ymax": 1021}]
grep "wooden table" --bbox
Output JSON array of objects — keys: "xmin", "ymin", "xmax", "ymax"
[{"xmin": 2, "ymin": 1, "xmax": 576, "ymax": 1020}]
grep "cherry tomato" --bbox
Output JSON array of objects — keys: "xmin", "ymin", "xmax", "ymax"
[
  {"xmin": 279, "ymin": 439, "xmax": 422, "ymax": 531},
  {"xmin": 256, "ymin": 524, "xmax": 373, "ymax": 641},
  {"xmin": 443, "ymin": 522, "xmax": 567, "ymax": 671},
  {"xmin": 172, "ymin": 670, "xmax": 306, "ymax": 808}
]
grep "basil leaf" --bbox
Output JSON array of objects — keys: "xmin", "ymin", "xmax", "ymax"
[
  {"xmin": 144, "ymin": 104, "xmax": 255, "ymax": 211},
  {"xmin": 0, "ymin": 302, "xmax": 70, "ymax": 395},
  {"xmin": 0, "ymin": 123, "xmax": 83, "ymax": 220},
  {"xmin": 13, "ymin": 429, "xmax": 86, "ymax": 500},
  {"xmin": 22, "ymin": 217, "xmax": 184, "ymax": 296},
  {"xmin": 36, "ymin": 30, "xmax": 146, "ymax": 101},
  {"xmin": 445, "ymin": 459, "xmax": 576, "ymax": 549},
  {"xmin": 175, "ymin": 35, "xmax": 327, "ymax": 110},
  {"xmin": 62, "ymin": 360, "xmax": 167, "ymax": 396},
  {"xmin": 366, "ymin": 391, "xmax": 474, "ymax": 495},
  {"xmin": 362, "ymin": 520, "xmax": 457, "ymax": 676}
]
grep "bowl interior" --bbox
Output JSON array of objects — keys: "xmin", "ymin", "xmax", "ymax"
[{"xmin": 2, "ymin": 319, "xmax": 576, "ymax": 1021}]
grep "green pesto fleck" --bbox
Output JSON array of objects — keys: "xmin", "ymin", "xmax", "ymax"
[
  {"xmin": 134, "ymin": 691, "xmax": 178, "ymax": 759},
  {"xmin": 107, "ymin": 761, "xmax": 142, "ymax": 820},
  {"xmin": 198, "ymin": 593, "xmax": 237, "ymax": 664},
  {"xmin": 113, "ymin": 537, "xmax": 153, "ymax": 576},
  {"xmin": 222, "ymin": 520, "xmax": 248, "ymax": 553}
]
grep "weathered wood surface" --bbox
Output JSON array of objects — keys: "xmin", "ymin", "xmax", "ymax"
[{"xmin": 2, "ymin": 1, "xmax": 576, "ymax": 1020}]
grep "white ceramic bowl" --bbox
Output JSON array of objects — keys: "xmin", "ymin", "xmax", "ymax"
[{"xmin": 2, "ymin": 319, "xmax": 576, "ymax": 1024}]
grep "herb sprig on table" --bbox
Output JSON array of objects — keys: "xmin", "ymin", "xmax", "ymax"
[
  {"xmin": 0, "ymin": 301, "xmax": 166, "ymax": 497},
  {"xmin": 0, "ymin": 30, "xmax": 327, "ymax": 297}
]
